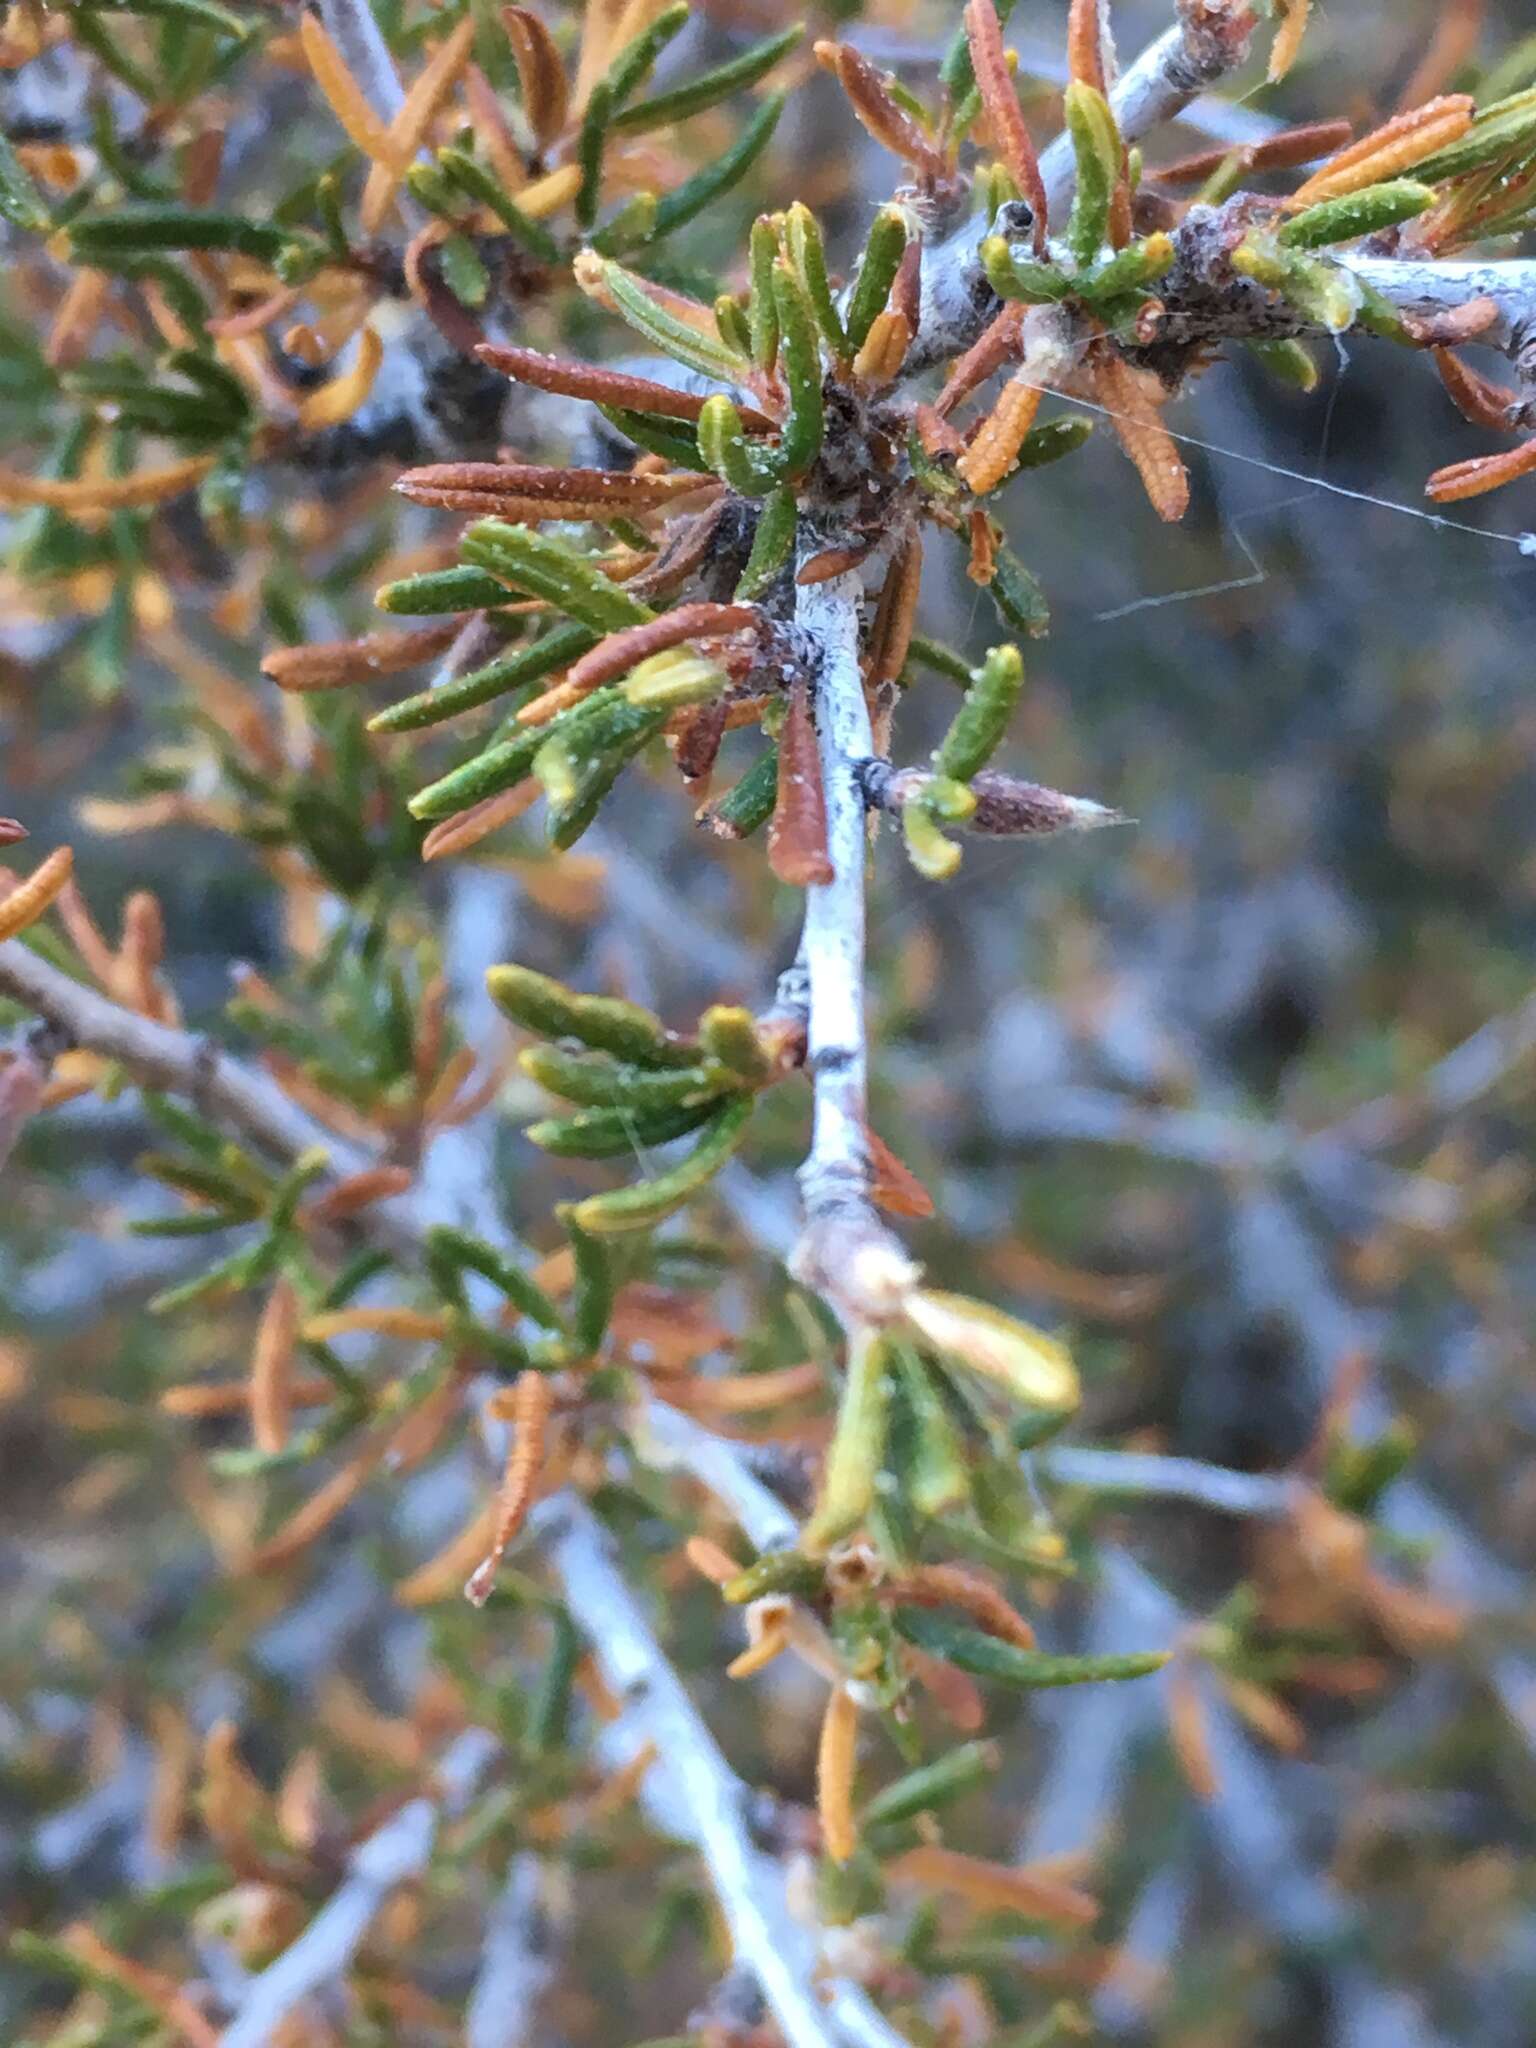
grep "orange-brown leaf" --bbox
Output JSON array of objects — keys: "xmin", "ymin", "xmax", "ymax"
[
  {"xmin": 888, "ymin": 1844, "xmax": 1099, "ymax": 1927},
  {"xmin": 866, "ymin": 1123, "xmax": 936, "ymax": 1219},
  {"xmin": 851, "ymin": 306, "xmax": 912, "ymax": 386},
  {"xmin": 1067, "ymin": 0, "xmax": 1110, "ymax": 92},
  {"xmin": 465, "ymin": 1370, "xmax": 554, "ymax": 1606},
  {"xmin": 249, "ymin": 1277, "xmax": 299, "ymax": 1455},
  {"xmin": 1432, "ymin": 347, "xmax": 1518, "ymax": 432},
  {"xmin": 503, "ymin": 5, "xmax": 570, "ymax": 148},
  {"xmin": 262, "ymin": 622, "xmax": 462, "ymax": 693},
  {"xmin": 963, "ymin": 0, "xmax": 1048, "ymax": 251},
  {"xmin": 0, "ymin": 845, "xmax": 73, "ymax": 942},
  {"xmin": 420, "ymin": 781, "xmax": 541, "ymax": 861},
  {"xmin": 1268, "ymin": 0, "xmax": 1311, "ymax": 84},
  {"xmin": 161, "ymin": 1376, "xmax": 336, "ymax": 1418},
  {"xmin": 957, "ymin": 369, "xmax": 1044, "ymax": 494},
  {"xmin": 966, "ymin": 505, "xmax": 998, "ymax": 585},
  {"xmin": 394, "ymin": 460, "xmax": 703, "ymax": 515},
  {"xmin": 1397, "ymin": 0, "xmax": 1484, "ymax": 113},
  {"xmin": 60, "ymin": 1926, "xmax": 219, "ymax": 2048},
  {"xmin": 1095, "ymin": 351, "xmax": 1190, "ymax": 521},
  {"xmin": 684, "ymin": 1534, "xmax": 745, "ymax": 1583},
  {"xmin": 565, "ymin": 602, "xmax": 758, "ymax": 695},
  {"xmin": 1152, "ymin": 120, "xmax": 1354, "ymax": 188},
  {"xmin": 296, "ymin": 324, "xmax": 383, "ymax": 431},
  {"xmin": 0, "ymin": 457, "xmax": 213, "ymax": 512},
  {"xmin": 885, "ymin": 1561, "xmax": 1035, "ymax": 1646},
  {"xmin": 249, "ymin": 1428, "xmax": 396, "ymax": 1573},
  {"xmin": 769, "ymin": 678, "xmax": 834, "ymax": 887},
  {"xmin": 814, "ymin": 40, "xmax": 951, "ymax": 183},
  {"xmin": 299, "ymin": 13, "xmax": 400, "ymax": 163},
  {"xmin": 360, "ymin": 14, "xmax": 476, "ymax": 235},
  {"xmin": 671, "ymin": 1361, "xmax": 825, "ymax": 1413},
  {"xmin": 462, "ymin": 60, "xmax": 528, "ymax": 197},
  {"xmin": 817, "ymin": 1683, "xmax": 859, "ymax": 1864},
  {"xmin": 797, "ymin": 541, "xmax": 876, "ymax": 585},
  {"xmin": 301, "ymin": 1306, "xmax": 448, "ymax": 1343},
  {"xmin": 1289, "ymin": 95, "xmax": 1473, "ymax": 206},
  {"xmin": 1426, "ymin": 438, "xmax": 1536, "ymax": 502},
  {"xmin": 1164, "ymin": 1658, "xmax": 1220, "ymax": 1801},
  {"xmin": 937, "ymin": 301, "xmax": 1025, "ymax": 419},
  {"xmin": 477, "ymin": 343, "xmax": 775, "ymax": 430},
  {"xmin": 866, "ymin": 531, "xmax": 924, "ymax": 691}
]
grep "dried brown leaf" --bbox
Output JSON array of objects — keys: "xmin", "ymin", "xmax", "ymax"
[
  {"xmin": 1426, "ymin": 438, "xmax": 1536, "ymax": 502},
  {"xmin": 465, "ymin": 1371, "xmax": 556, "ymax": 1606},
  {"xmin": 769, "ymin": 678, "xmax": 834, "ymax": 886},
  {"xmin": 1432, "ymin": 347, "xmax": 1519, "ymax": 431},
  {"xmin": 421, "ymin": 780, "xmax": 542, "ymax": 861},
  {"xmin": 817, "ymin": 1683, "xmax": 860, "ymax": 1864},
  {"xmin": 957, "ymin": 369, "xmax": 1044, "ymax": 494},
  {"xmin": 1268, "ymin": 0, "xmax": 1311, "ymax": 84},
  {"xmin": 503, "ymin": 5, "xmax": 570, "ymax": 149},
  {"xmin": 887, "ymin": 1561, "xmax": 1036, "ymax": 1647},
  {"xmin": 888, "ymin": 1844, "xmax": 1100, "ymax": 1927},
  {"xmin": 814, "ymin": 40, "xmax": 951, "ymax": 183},
  {"xmin": 963, "ymin": 0, "xmax": 1048, "ymax": 250},
  {"xmin": 262, "ymin": 622, "xmax": 462, "ymax": 693},
  {"xmin": 1067, "ymin": 0, "xmax": 1111, "ymax": 92},
  {"xmin": 478, "ymin": 344, "xmax": 776, "ymax": 431},
  {"xmin": 566, "ymin": 602, "xmax": 758, "ymax": 695},
  {"xmin": 866, "ymin": 1123, "xmax": 936, "ymax": 1219},
  {"xmin": 0, "ymin": 844, "xmax": 73, "ymax": 942},
  {"xmin": 1095, "ymin": 350, "xmax": 1190, "ymax": 521},
  {"xmin": 1289, "ymin": 95, "xmax": 1473, "ymax": 206}
]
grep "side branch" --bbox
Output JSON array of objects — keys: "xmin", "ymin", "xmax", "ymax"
[
  {"xmin": 912, "ymin": 0, "xmax": 1256, "ymax": 368},
  {"xmin": 538, "ymin": 1498, "xmax": 900, "ymax": 2048},
  {"xmin": 222, "ymin": 1729, "xmax": 499, "ymax": 2048},
  {"xmin": 1038, "ymin": 3, "xmax": 1259, "ymax": 217},
  {"xmin": 1140, "ymin": 207, "xmax": 1536, "ymax": 371},
  {"xmin": 0, "ymin": 934, "xmax": 884, "ymax": 2044},
  {"xmin": 1340, "ymin": 255, "xmax": 1536, "ymax": 356},
  {"xmin": 0, "ymin": 939, "xmax": 377, "ymax": 1185}
]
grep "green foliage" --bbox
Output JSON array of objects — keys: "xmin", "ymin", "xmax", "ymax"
[{"xmin": 0, "ymin": 3, "xmax": 1519, "ymax": 2040}]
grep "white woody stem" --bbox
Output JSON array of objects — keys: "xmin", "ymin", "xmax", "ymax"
[{"xmin": 789, "ymin": 570, "xmax": 915, "ymax": 1328}]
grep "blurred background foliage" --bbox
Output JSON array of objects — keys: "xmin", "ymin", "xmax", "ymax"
[{"xmin": 4, "ymin": 1, "xmax": 1536, "ymax": 2045}]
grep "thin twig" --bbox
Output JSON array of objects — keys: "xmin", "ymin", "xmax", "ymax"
[
  {"xmin": 221, "ymin": 1730, "xmax": 498, "ymax": 2048},
  {"xmin": 914, "ymin": 0, "xmax": 1256, "ymax": 368},
  {"xmin": 536, "ymin": 1496, "xmax": 908, "ymax": 2048},
  {"xmin": 635, "ymin": 1397, "xmax": 801, "ymax": 1551},
  {"xmin": 1039, "ymin": 4, "xmax": 1259, "ymax": 216},
  {"xmin": 0, "ymin": 936, "xmax": 873, "ymax": 2042},
  {"xmin": 465, "ymin": 1854, "xmax": 562, "ymax": 2048},
  {"xmin": 1339, "ymin": 255, "xmax": 1536, "ymax": 356},
  {"xmin": 1041, "ymin": 1446, "xmax": 1301, "ymax": 1517}
]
